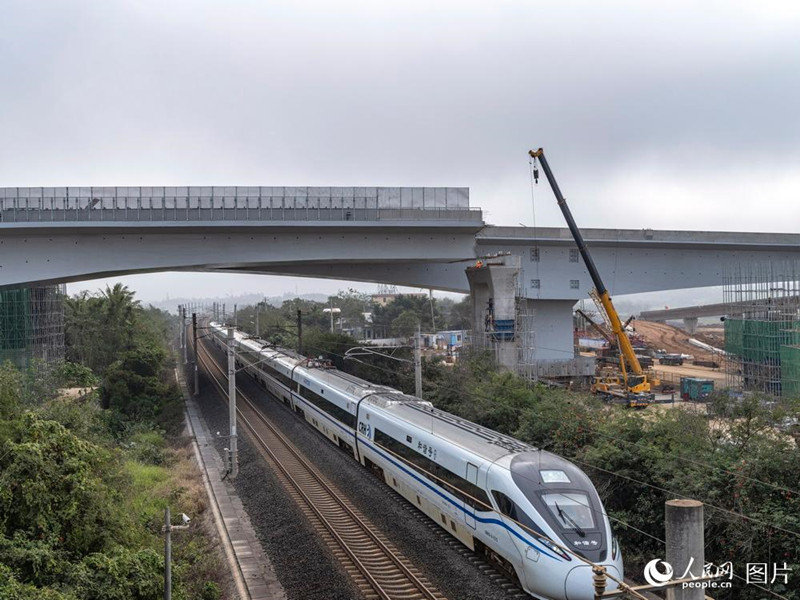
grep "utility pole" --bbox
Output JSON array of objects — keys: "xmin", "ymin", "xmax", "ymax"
[
  {"xmin": 666, "ymin": 499, "xmax": 704, "ymax": 600},
  {"xmin": 227, "ymin": 328, "xmax": 239, "ymax": 478},
  {"xmin": 192, "ymin": 313, "xmax": 199, "ymax": 396},
  {"xmin": 182, "ymin": 307, "xmax": 188, "ymax": 365},
  {"xmin": 297, "ymin": 309, "xmax": 303, "ymax": 355},
  {"xmin": 178, "ymin": 305, "xmax": 183, "ymax": 351},
  {"xmin": 429, "ymin": 289, "xmax": 436, "ymax": 332},
  {"xmin": 164, "ymin": 506, "xmax": 172, "ymax": 600},
  {"xmin": 255, "ymin": 304, "xmax": 260, "ymax": 337},
  {"xmin": 222, "ymin": 303, "xmax": 226, "ymax": 325},
  {"xmin": 162, "ymin": 506, "xmax": 190, "ymax": 600},
  {"xmin": 414, "ymin": 324, "xmax": 423, "ymax": 399},
  {"xmin": 234, "ymin": 304, "xmax": 238, "ymax": 329}
]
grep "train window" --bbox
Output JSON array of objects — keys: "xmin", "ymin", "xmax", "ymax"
[
  {"xmin": 374, "ymin": 429, "xmax": 491, "ymax": 510},
  {"xmin": 542, "ymin": 492, "xmax": 595, "ymax": 530},
  {"xmin": 258, "ymin": 361, "xmax": 293, "ymax": 389},
  {"xmin": 298, "ymin": 384, "xmax": 356, "ymax": 428},
  {"xmin": 540, "ymin": 470, "xmax": 571, "ymax": 484},
  {"xmin": 491, "ymin": 490, "xmax": 548, "ymax": 538},
  {"xmin": 491, "ymin": 490, "xmax": 518, "ymax": 520}
]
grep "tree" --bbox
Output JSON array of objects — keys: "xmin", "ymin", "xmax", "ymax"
[
  {"xmin": 65, "ymin": 286, "xmax": 142, "ymax": 374},
  {"xmin": 0, "ymin": 414, "xmax": 124, "ymax": 557},
  {"xmin": 372, "ymin": 294, "xmax": 442, "ymax": 334},
  {"xmin": 0, "ymin": 362, "xmax": 22, "ymax": 420},
  {"xmin": 100, "ymin": 342, "xmax": 182, "ymax": 431},
  {"xmin": 391, "ymin": 310, "xmax": 420, "ymax": 337}
]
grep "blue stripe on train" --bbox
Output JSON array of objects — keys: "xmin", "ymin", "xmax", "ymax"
[{"xmin": 255, "ymin": 367, "xmax": 561, "ymax": 563}]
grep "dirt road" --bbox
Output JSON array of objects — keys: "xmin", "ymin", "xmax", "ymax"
[{"xmin": 633, "ymin": 320, "xmax": 717, "ymax": 362}]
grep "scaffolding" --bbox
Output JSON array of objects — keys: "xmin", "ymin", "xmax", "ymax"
[
  {"xmin": 0, "ymin": 285, "xmax": 65, "ymax": 370},
  {"xmin": 723, "ymin": 261, "xmax": 800, "ymax": 397},
  {"xmin": 515, "ymin": 293, "xmax": 537, "ymax": 380}
]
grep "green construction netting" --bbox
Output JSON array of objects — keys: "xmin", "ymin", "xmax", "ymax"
[
  {"xmin": 0, "ymin": 287, "xmax": 32, "ymax": 366},
  {"xmin": 725, "ymin": 318, "xmax": 744, "ymax": 356},
  {"xmin": 725, "ymin": 318, "xmax": 800, "ymax": 362},
  {"xmin": 780, "ymin": 346, "xmax": 800, "ymax": 398}
]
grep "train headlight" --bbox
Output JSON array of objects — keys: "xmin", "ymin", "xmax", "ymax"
[
  {"xmin": 539, "ymin": 538, "xmax": 571, "ymax": 561},
  {"xmin": 611, "ymin": 535, "xmax": 619, "ymax": 560}
]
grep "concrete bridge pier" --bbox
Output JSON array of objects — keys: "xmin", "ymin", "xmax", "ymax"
[
  {"xmin": 465, "ymin": 255, "xmax": 521, "ymax": 370},
  {"xmin": 683, "ymin": 317, "xmax": 699, "ymax": 334}
]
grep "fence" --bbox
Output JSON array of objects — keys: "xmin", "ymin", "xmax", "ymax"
[{"xmin": 0, "ymin": 186, "xmax": 481, "ymax": 223}]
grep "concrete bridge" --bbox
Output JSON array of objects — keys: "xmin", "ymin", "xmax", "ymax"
[
  {"xmin": 4, "ymin": 186, "xmax": 800, "ymax": 373},
  {"xmin": 639, "ymin": 294, "xmax": 800, "ymax": 333}
]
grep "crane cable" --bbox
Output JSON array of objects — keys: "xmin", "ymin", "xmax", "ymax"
[
  {"xmin": 529, "ymin": 155, "xmax": 541, "ymax": 369},
  {"xmin": 529, "ymin": 154, "xmax": 541, "ymax": 281}
]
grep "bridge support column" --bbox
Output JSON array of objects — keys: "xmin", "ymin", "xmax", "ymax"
[
  {"xmin": 683, "ymin": 317, "xmax": 699, "ymax": 334},
  {"xmin": 465, "ymin": 258, "xmax": 594, "ymax": 378},
  {"xmin": 465, "ymin": 255, "xmax": 521, "ymax": 371},
  {"xmin": 519, "ymin": 299, "xmax": 596, "ymax": 379}
]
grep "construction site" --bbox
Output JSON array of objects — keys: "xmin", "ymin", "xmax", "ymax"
[{"xmin": 0, "ymin": 285, "xmax": 66, "ymax": 371}]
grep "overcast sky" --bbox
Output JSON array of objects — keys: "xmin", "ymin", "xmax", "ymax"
[{"xmin": 2, "ymin": 0, "xmax": 799, "ymax": 304}]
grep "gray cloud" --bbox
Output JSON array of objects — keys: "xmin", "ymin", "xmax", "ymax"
[{"xmin": 2, "ymin": 0, "xmax": 799, "ymax": 301}]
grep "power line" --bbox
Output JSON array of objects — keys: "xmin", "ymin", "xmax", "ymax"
[
  {"xmin": 289, "ymin": 340, "xmax": 800, "ymax": 545},
  {"xmin": 570, "ymin": 457, "xmax": 800, "ymax": 541},
  {"xmin": 588, "ymin": 428, "xmax": 800, "ymax": 498},
  {"xmin": 204, "ymin": 325, "xmax": 797, "ymax": 598},
  {"xmin": 226, "ymin": 325, "xmax": 800, "ymax": 547}
]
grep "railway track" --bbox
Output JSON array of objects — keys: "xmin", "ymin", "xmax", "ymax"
[{"xmin": 196, "ymin": 338, "xmax": 448, "ymax": 600}]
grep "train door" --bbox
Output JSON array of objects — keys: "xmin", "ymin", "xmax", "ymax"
[{"xmin": 464, "ymin": 462, "xmax": 479, "ymax": 529}]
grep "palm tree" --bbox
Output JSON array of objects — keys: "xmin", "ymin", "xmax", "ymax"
[{"xmin": 101, "ymin": 284, "xmax": 140, "ymax": 352}]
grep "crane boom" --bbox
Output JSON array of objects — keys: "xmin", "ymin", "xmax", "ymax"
[{"xmin": 529, "ymin": 148, "xmax": 648, "ymax": 392}]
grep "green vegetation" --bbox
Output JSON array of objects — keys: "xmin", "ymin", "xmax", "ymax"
[
  {"xmin": 235, "ymin": 290, "xmax": 471, "ymax": 344},
  {"xmin": 0, "ymin": 284, "xmax": 224, "ymax": 599}
]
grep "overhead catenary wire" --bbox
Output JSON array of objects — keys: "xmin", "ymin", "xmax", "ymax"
[
  {"xmin": 304, "ymin": 336, "xmax": 800, "ymax": 499},
  {"xmin": 257, "ymin": 326, "xmax": 800, "ymax": 510},
  {"xmin": 208, "ymin": 322, "xmax": 796, "ymax": 598},
  {"xmin": 568, "ymin": 457, "xmax": 800, "ymax": 541},
  {"xmin": 304, "ymin": 342, "xmax": 800, "ymax": 542},
  {"xmin": 587, "ymin": 427, "xmax": 800, "ymax": 498},
  {"xmin": 221, "ymin": 321, "xmax": 800, "ymax": 546}
]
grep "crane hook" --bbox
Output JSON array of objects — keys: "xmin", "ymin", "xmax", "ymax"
[{"xmin": 532, "ymin": 159, "xmax": 539, "ymax": 185}]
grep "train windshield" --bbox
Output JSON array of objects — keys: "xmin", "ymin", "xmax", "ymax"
[{"xmin": 542, "ymin": 492, "xmax": 595, "ymax": 530}]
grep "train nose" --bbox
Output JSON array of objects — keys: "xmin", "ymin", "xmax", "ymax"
[{"xmin": 564, "ymin": 564, "xmax": 621, "ymax": 600}]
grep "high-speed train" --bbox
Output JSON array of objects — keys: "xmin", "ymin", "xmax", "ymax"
[{"xmin": 208, "ymin": 323, "xmax": 623, "ymax": 600}]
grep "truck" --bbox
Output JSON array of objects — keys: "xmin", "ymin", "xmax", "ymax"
[{"xmin": 660, "ymin": 354, "xmax": 684, "ymax": 366}]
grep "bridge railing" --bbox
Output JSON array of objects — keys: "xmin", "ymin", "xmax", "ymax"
[{"xmin": 0, "ymin": 187, "xmax": 481, "ymax": 223}]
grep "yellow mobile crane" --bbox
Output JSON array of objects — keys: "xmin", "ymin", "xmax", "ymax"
[{"xmin": 528, "ymin": 148, "xmax": 656, "ymax": 407}]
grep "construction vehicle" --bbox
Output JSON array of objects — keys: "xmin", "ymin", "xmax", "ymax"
[{"xmin": 529, "ymin": 148, "xmax": 657, "ymax": 407}]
